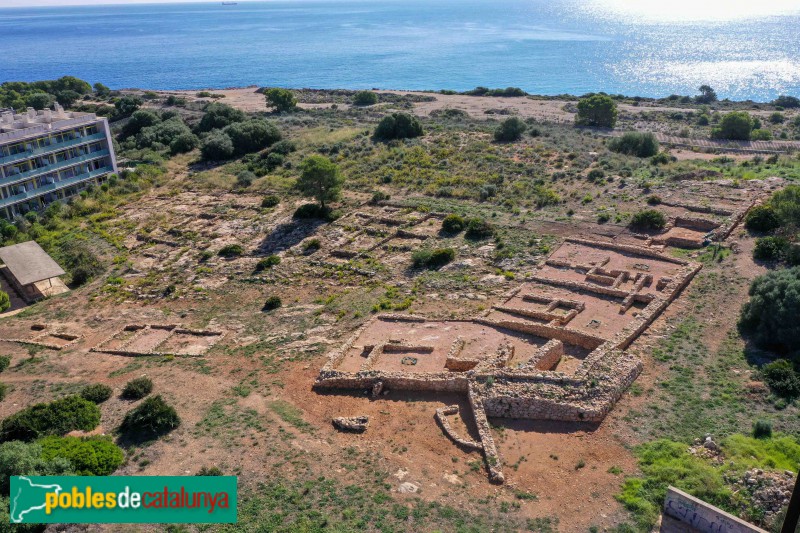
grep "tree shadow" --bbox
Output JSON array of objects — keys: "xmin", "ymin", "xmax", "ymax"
[{"xmin": 257, "ymin": 218, "xmax": 326, "ymax": 255}]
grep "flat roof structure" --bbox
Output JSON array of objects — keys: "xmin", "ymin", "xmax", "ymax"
[{"xmin": 0, "ymin": 241, "xmax": 65, "ymax": 286}]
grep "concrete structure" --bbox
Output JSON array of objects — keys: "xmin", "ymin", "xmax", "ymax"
[
  {"xmin": 0, "ymin": 104, "xmax": 118, "ymax": 219},
  {"xmin": 0, "ymin": 241, "xmax": 69, "ymax": 302},
  {"xmin": 663, "ymin": 487, "xmax": 766, "ymax": 533}
]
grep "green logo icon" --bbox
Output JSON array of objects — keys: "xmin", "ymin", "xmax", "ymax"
[{"xmin": 9, "ymin": 476, "xmax": 237, "ymax": 524}]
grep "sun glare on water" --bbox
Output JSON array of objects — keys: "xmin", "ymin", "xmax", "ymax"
[{"xmin": 590, "ymin": 0, "xmax": 800, "ymax": 22}]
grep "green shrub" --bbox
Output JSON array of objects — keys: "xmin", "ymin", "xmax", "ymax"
[
  {"xmin": 224, "ymin": 119, "xmax": 281, "ymax": 156},
  {"xmin": 738, "ymin": 266, "xmax": 800, "ymax": 354},
  {"xmin": 629, "ymin": 210, "xmax": 666, "ymax": 231},
  {"xmin": 121, "ymin": 376, "xmax": 153, "ymax": 400},
  {"xmin": 264, "ymin": 88, "xmax": 297, "ymax": 112},
  {"xmin": 0, "ymin": 356, "xmax": 9, "ymax": 373},
  {"xmin": 261, "ymin": 195, "xmax": 280, "ymax": 208},
  {"xmin": 218, "ymin": 244, "xmax": 244, "ymax": 258},
  {"xmin": 752, "ymin": 420, "xmax": 773, "ymax": 440},
  {"xmin": 302, "ymin": 239, "xmax": 321, "ymax": 253},
  {"xmin": 465, "ymin": 218, "xmax": 494, "ymax": 240},
  {"xmin": 646, "ymin": 195, "xmax": 662, "ymax": 206},
  {"xmin": 197, "ymin": 466, "xmax": 223, "ymax": 476},
  {"xmin": 587, "ymin": 169, "xmax": 605, "ymax": 182},
  {"xmin": 442, "ymin": 214, "xmax": 465, "ymax": 233},
  {"xmin": 712, "ymin": 111, "xmax": 754, "ymax": 140},
  {"xmin": 169, "ymin": 132, "xmax": 199, "ymax": 155},
  {"xmin": 769, "ymin": 112, "xmax": 785, "ymax": 124},
  {"xmin": 370, "ymin": 191, "xmax": 390, "ymax": 204},
  {"xmin": 771, "ymin": 184, "xmax": 800, "ymax": 228},
  {"xmin": 493, "ymin": 117, "xmax": 526, "ymax": 142},
  {"xmin": 0, "ymin": 291, "xmax": 10, "ymax": 313},
  {"xmin": 0, "ymin": 383, "xmax": 7, "ymax": 402},
  {"xmin": 0, "ymin": 441, "xmax": 73, "ymax": 493},
  {"xmin": 650, "ymin": 152, "xmax": 671, "ymax": 165},
  {"xmin": 236, "ymin": 170, "xmax": 256, "ymax": 188},
  {"xmin": 753, "ymin": 236, "xmax": 788, "ymax": 261},
  {"xmin": 575, "ymin": 94, "xmax": 618, "ymax": 128},
  {"xmin": 39, "ymin": 436, "xmax": 124, "ymax": 476},
  {"xmin": 597, "ymin": 213, "xmax": 611, "ymax": 224},
  {"xmin": 270, "ymin": 139, "xmax": 296, "ymax": 155},
  {"xmin": 255, "ymin": 255, "xmax": 281, "ymax": 272},
  {"xmin": 196, "ymin": 102, "xmax": 245, "ymax": 132},
  {"xmin": 293, "ymin": 203, "xmax": 338, "ymax": 221},
  {"xmin": 0, "ymin": 396, "xmax": 100, "ymax": 442},
  {"xmin": 374, "ymin": 113, "xmax": 424, "ymax": 141},
  {"xmin": 263, "ymin": 296, "xmax": 282, "ymax": 312},
  {"xmin": 119, "ymin": 395, "xmax": 180, "ymax": 439},
  {"xmin": 751, "ymin": 129, "xmax": 773, "ymax": 141},
  {"xmin": 353, "ymin": 91, "xmax": 378, "ymax": 106},
  {"xmin": 761, "ymin": 360, "xmax": 800, "ymax": 399},
  {"xmin": 412, "ymin": 248, "xmax": 455, "ymax": 269},
  {"xmin": 608, "ymin": 132, "xmax": 659, "ymax": 157},
  {"xmin": 200, "ymin": 131, "xmax": 235, "ymax": 161},
  {"xmin": 80, "ymin": 384, "xmax": 113, "ymax": 404},
  {"xmin": 745, "ymin": 204, "xmax": 781, "ymax": 232}
]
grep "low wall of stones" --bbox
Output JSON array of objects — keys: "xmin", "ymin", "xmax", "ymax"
[
  {"xmin": 468, "ymin": 384, "xmax": 505, "ymax": 483},
  {"xmin": 565, "ymin": 237, "xmax": 689, "ymax": 265},
  {"xmin": 521, "ymin": 339, "xmax": 564, "ymax": 370},
  {"xmin": 675, "ymin": 216, "xmax": 720, "ymax": 232},
  {"xmin": 315, "ymin": 370, "xmax": 471, "ymax": 393},
  {"xmin": 659, "ymin": 200, "xmax": 733, "ymax": 217},
  {"xmin": 434, "ymin": 405, "xmax": 484, "ymax": 451},
  {"xmin": 476, "ymin": 317, "xmax": 606, "ymax": 350}
]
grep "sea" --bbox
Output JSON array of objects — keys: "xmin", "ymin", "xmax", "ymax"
[{"xmin": 1, "ymin": 0, "xmax": 800, "ymax": 101}]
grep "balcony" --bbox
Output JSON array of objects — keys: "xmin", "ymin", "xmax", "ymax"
[
  {"xmin": 0, "ymin": 149, "xmax": 109, "ymax": 189},
  {"xmin": 0, "ymin": 166, "xmax": 113, "ymax": 209},
  {"xmin": 0, "ymin": 132, "xmax": 106, "ymax": 165}
]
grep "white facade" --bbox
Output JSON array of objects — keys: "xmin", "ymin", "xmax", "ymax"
[{"xmin": 0, "ymin": 103, "xmax": 118, "ymax": 220}]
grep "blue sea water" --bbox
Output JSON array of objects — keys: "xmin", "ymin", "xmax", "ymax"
[{"xmin": 1, "ymin": 0, "xmax": 799, "ymax": 101}]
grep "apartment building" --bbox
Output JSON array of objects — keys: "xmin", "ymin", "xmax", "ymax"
[{"xmin": 0, "ymin": 103, "xmax": 118, "ymax": 220}]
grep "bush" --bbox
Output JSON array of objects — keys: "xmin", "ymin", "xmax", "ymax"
[
  {"xmin": 39, "ymin": 436, "xmax": 124, "ymax": 476},
  {"xmin": 374, "ymin": 113, "xmax": 424, "ymax": 141},
  {"xmin": 773, "ymin": 95, "xmax": 800, "ymax": 108},
  {"xmin": 61, "ymin": 240, "xmax": 103, "ymax": 287},
  {"xmin": 761, "ymin": 360, "xmax": 800, "ymax": 399},
  {"xmin": 196, "ymin": 102, "xmax": 245, "ymax": 132},
  {"xmin": 771, "ymin": 184, "xmax": 800, "ymax": 228},
  {"xmin": 121, "ymin": 376, "xmax": 153, "ymax": 400},
  {"xmin": 465, "ymin": 218, "xmax": 494, "ymax": 239},
  {"xmin": 646, "ymin": 195, "xmax": 662, "ymax": 206},
  {"xmin": 293, "ymin": 203, "xmax": 337, "ymax": 221},
  {"xmin": 265, "ymin": 88, "xmax": 297, "ymax": 112},
  {"xmin": 629, "ymin": 210, "xmax": 666, "ymax": 231},
  {"xmin": 201, "ymin": 131, "xmax": 235, "ymax": 161},
  {"xmin": 236, "ymin": 170, "xmax": 256, "ymax": 188},
  {"xmin": 442, "ymin": 214, "xmax": 466, "ymax": 233},
  {"xmin": 197, "ymin": 465, "xmax": 223, "ymax": 476},
  {"xmin": 651, "ymin": 152, "xmax": 671, "ymax": 165},
  {"xmin": 255, "ymin": 255, "xmax": 281, "ymax": 272},
  {"xmin": 302, "ymin": 239, "xmax": 321, "ymax": 253},
  {"xmin": 0, "ymin": 383, "xmax": 7, "ymax": 402},
  {"xmin": 751, "ymin": 129, "xmax": 773, "ymax": 141},
  {"xmin": 224, "ymin": 119, "xmax": 281, "ymax": 155},
  {"xmin": 493, "ymin": 117, "xmax": 526, "ymax": 142},
  {"xmin": 753, "ymin": 236, "xmax": 788, "ymax": 261},
  {"xmin": 169, "ymin": 132, "xmax": 199, "ymax": 155},
  {"xmin": 0, "ymin": 356, "xmax": 9, "ymax": 373},
  {"xmin": 270, "ymin": 139, "xmax": 296, "ymax": 155},
  {"xmin": 263, "ymin": 296, "xmax": 282, "ymax": 312},
  {"xmin": 119, "ymin": 395, "xmax": 180, "ymax": 439},
  {"xmin": 218, "ymin": 244, "xmax": 244, "ymax": 258},
  {"xmin": 0, "ymin": 396, "xmax": 100, "ymax": 442},
  {"xmin": 0, "ymin": 291, "xmax": 9, "ymax": 313},
  {"xmin": 80, "ymin": 384, "xmax": 113, "ymax": 404},
  {"xmin": 353, "ymin": 91, "xmax": 378, "ymax": 106},
  {"xmin": 608, "ymin": 132, "xmax": 659, "ymax": 157},
  {"xmin": 0, "ymin": 441, "xmax": 73, "ymax": 493},
  {"xmin": 752, "ymin": 420, "xmax": 773, "ymax": 440},
  {"xmin": 587, "ymin": 168, "xmax": 605, "ymax": 182},
  {"xmin": 575, "ymin": 94, "xmax": 618, "ymax": 128},
  {"xmin": 261, "ymin": 195, "xmax": 280, "ymax": 208},
  {"xmin": 370, "ymin": 191, "xmax": 390, "ymax": 204},
  {"xmin": 738, "ymin": 266, "xmax": 800, "ymax": 354},
  {"xmin": 745, "ymin": 204, "xmax": 781, "ymax": 232},
  {"xmin": 412, "ymin": 248, "xmax": 455, "ymax": 269},
  {"xmin": 712, "ymin": 112, "xmax": 754, "ymax": 140},
  {"xmin": 769, "ymin": 112, "xmax": 785, "ymax": 124}
]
